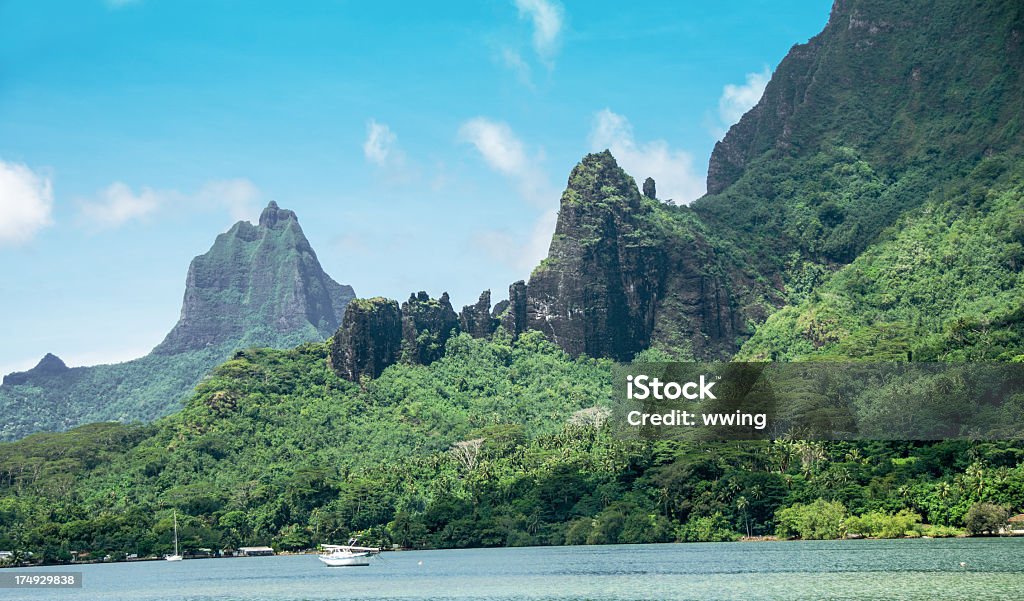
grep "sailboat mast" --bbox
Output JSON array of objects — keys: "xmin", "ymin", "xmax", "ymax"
[{"xmin": 173, "ymin": 510, "xmax": 179, "ymax": 556}]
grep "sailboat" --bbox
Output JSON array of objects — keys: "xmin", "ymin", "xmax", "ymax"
[
  {"xmin": 165, "ymin": 510, "xmax": 183, "ymax": 561},
  {"xmin": 318, "ymin": 538, "xmax": 379, "ymax": 567}
]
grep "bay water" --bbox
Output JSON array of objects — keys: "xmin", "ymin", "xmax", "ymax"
[{"xmin": 6, "ymin": 538, "xmax": 1024, "ymax": 600}]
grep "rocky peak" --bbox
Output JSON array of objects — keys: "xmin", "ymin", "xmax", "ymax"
[
  {"xmin": 512, "ymin": 149, "xmax": 748, "ymax": 361},
  {"xmin": 329, "ymin": 291, "xmax": 468, "ymax": 381},
  {"xmin": 153, "ymin": 202, "xmax": 355, "ymax": 355},
  {"xmin": 561, "ymin": 150, "xmax": 642, "ymax": 210},
  {"xmin": 2, "ymin": 353, "xmax": 70, "ymax": 386},
  {"xmin": 642, "ymin": 177, "xmax": 656, "ymax": 200},
  {"xmin": 500, "ymin": 281, "xmax": 528, "ymax": 337},
  {"xmin": 400, "ymin": 291, "xmax": 461, "ymax": 365},
  {"xmin": 460, "ymin": 290, "xmax": 498, "ymax": 338},
  {"xmin": 33, "ymin": 353, "xmax": 67, "ymax": 373},
  {"xmin": 523, "ymin": 152, "xmax": 664, "ymax": 361},
  {"xmin": 258, "ymin": 200, "xmax": 298, "ymax": 229}
]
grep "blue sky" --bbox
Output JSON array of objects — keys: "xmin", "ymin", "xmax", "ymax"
[{"xmin": 0, "ymin": 0, "xmax": 832, "ymax": 374}]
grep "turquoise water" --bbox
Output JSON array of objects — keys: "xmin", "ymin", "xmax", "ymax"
[{"xmin": 6, "ymin": 539, "xmax": 1024, "ymax": 600}]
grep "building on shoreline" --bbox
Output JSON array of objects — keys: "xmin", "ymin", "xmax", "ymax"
[{"xmin": 237, "ymin": 546, "xmax": 275, "ymax": 557}]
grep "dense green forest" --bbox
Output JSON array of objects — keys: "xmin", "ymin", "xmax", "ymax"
[{"xmin": 2, "ymin": 333, "xmax": 1023, "ymax": 562}]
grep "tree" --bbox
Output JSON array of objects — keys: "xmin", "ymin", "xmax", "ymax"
[
  {"xmin": 736, "ymin": 496, "xmax": 751, "ymax": 537},
  {"xmin": 676, "ymin": 513, "xmax": 739, "ymax": 542},
  {"xmin": 964, "ymin": 502, "xmax": 1008, "ymax": 536},
  {"xmin": 387, "ymin": 511, "xmax": 428, "ymax": 549},
  {"xmin": 451, "ymin": 439, "xmax": 485, "ymax": 474},
  {"xmin": 776, "ymin": 499, "xmax": 847, "ymax": 540}
]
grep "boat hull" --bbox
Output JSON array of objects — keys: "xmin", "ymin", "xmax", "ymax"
[{"xmin": 318, "ymin": 554, "xmax": 371, "ymax": 567}]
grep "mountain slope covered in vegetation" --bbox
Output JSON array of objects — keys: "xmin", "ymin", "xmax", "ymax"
[{"xmin": 3, "ymin": 335, "xmax": 1023, "ymax": 559}]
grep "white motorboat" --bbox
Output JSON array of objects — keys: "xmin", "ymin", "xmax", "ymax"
[
  {"xmin": 165, "ymin": 510, "xmax": 183, "ymax": 561},
  {"xmin": 318, "ymin": 539, "xmax": 379, "ymax": 567}
]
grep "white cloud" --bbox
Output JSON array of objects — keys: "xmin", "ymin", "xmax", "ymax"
[
  {"xmin": 473, "ymin": 208, "xmax": 556, "ymax": 272},
  {"xmin": 458, "ymin": 117, "xmax": 553, "ymax": 207},
  {"xmin": 459, "ymin": 118, "xmax": 529, "ymax": 176},
  {"xmin": 363, "ymin": 119, "xmax": 398, "ymax": 166},
  {"xmin": 0, "ymin": 160, "xmax": 54, "ymax": 245},
  {"xmin": 79, "ymin": 182, "xmax": 161, "ymax": 228},
  {"xmin": 497, "ymin": 0, "xmax": 563, "ymax": 84},
  {"xmin": 589, "ymin": 109, "xmax": 706, "ymax": 204},
  {"xmin": 514, "ymin": 0, "xmax": 564, "ymax": 61},
  {"xmin": 459, "ymin": 117, "xmax": 558, "ymax": 274},
  {"xmin": 362, "ymin": 119, "xmax": 418, "ymax": 186},
  {"xmin": 524, "ymin": 208, "xmax": 558, "ymax": 268},
  {"xmin": 717, "ymin": 67, "xmax": 771, "ymax": 132},
  {"xmin": 77, "ymin": 178, "xmax": 263, "ymax": 229}
]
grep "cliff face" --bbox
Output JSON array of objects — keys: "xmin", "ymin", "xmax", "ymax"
[
  {"xmin": 523, "ymin": 152, "xmax": 665, "ymax": 361},
  {"xmin": 499, "ymin": 281, "xmax": 528, "ymax": 338},
  {"xmin": 154, "ymin": 201, "xmax": 355, "ymax": 355},
  {"xmin": 517, "ymin": 152, "xmax": 752, "ymax": 361},
  {"xmin": 329, "ymin": 292, "xmax": 464, "ymax": 381},
  {"xmin": 401, "ymin": 292, "xmax": 460, "ymax": 365},
  {"xmin": 459, "ymin": 290, "xmax": 498, "ymax": 339},
  {"xmin": 706, "ymin": 34, "xmax": 824, "ymax": 195},
  {"xmin": 329, "ymin": 297, "xmax": 403, "ymax": 381},
  {"xmin": 708, "ymin": 0, "xmax": 1024, "ymax": 195}
]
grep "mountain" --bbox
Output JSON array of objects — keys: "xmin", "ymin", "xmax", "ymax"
[
  {"xmin": 702, "ymin": 0, "xmax": 1024, "ymax": 361},
  {"xmin": 735, "ymin": 157, "xmax": 1024, "ymax": 362},
  {"xmin": 155, "ymin": 201, "xmax": 353, "ymax": 354},
  {"xmin": 708, "ymin": 0, "xmax": 1024, "ymax": 197},
  {"xmin": 516, "ymin": 151, "xmax": 761, "ymax": 362},
  {"xmin": 0, "ymin": 202, "xmax": 354, "ymax": 440},
  {"xmin": 494, "ymin": 0, "xmax": 1024, "ymax": 363}
]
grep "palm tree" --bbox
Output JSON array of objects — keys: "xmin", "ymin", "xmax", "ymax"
[{"xmin": 736, "ymin": 495, "xmax": 751, "ymax": 538}]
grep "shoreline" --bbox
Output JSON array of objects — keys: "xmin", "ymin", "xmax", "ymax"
[{"xmin": 4, "ymin": 534, "xmax": 1018, "ymax": 569}]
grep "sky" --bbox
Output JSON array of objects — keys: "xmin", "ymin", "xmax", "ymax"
[{"xmin": 0, "ymin": 0, "xmax": 833, "ymax": 374}]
